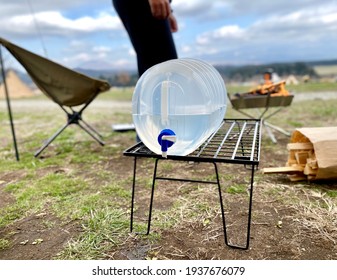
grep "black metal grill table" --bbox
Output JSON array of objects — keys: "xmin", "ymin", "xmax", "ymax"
[{"xmin": 123, "ymin": 118, "xmax": 261, "ymax": 250}]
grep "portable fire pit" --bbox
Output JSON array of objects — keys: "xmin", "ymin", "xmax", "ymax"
[{"xmin": 123, "ymin": 118, "xmax": 261, "ymax": 249}]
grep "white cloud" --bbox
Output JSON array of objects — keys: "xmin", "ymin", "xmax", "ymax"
[
  {"xmin": 128, "ymin": 48, "xmax": 136, "ymax": 57},
  {"xmin": 93, "ymin": 46, "xmax": 112, "ymax": 53},
  {"xmin": 186, "ymin": 2, "xmax": 337, "ymax": 64},
  {"xmin": 63, "ymin": 52, "xmax": 91, "ymax": 64},
  {"xmin": 1, "ymin": 10, "xmax": 122, "ymax": 37},
  {"xmin": 173, "ymin": 0, "xmax": 211, "ymax": 14},
  {"xmin": 2, "ymin": 0, "xmax": 337, "ymax": 70},
  {"xmin": 213, "ymin": 25, "xmax": 245, "ymax": 39}
]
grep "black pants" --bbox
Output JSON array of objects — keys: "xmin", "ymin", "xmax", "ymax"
[{"xmin": 112, "ymin": 0, "xmax": 178, "ymax": 76}]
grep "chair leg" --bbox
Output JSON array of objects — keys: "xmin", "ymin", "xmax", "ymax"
[
  {"xmin": 67, "ymin": 109, "xmax": 104, "ymax": 145},
  {"xmin": 34, "ymin": 122, "xmax": 70, "ymax": 157},
  {"xmin": 35, "ymin": 109, "xmax": 105, "ymax": 157},
  {"xmin": 77, "ymin": 120, "xmax": 104, "ymax": 145}
]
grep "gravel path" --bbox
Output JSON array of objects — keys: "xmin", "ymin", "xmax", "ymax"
[
  {"xmin": 0, "ymin": 99, "xmax": 132, "ymax": 111},
  {"xmin": 1, "ymin": 91, "xmax": 336, "ymax": 110},
  {"xmin": 291, "ymin": 91, "xmax": 337, "ymax": 102}
]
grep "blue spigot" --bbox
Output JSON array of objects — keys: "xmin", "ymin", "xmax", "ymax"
[{"xmin": 157, "ymin": 129, "xmax": 176, "ymax": 158}]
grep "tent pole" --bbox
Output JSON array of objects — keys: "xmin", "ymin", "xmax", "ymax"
[{"xmin": 0, "ymin": 46, "xmax": 20, "ymax": 161}]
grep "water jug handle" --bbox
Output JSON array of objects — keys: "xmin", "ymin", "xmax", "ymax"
[{"xmin": 158, "ymin": 129, "xmax": 176, "ymax": 158}]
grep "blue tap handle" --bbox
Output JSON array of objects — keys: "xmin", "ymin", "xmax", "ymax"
[{"xmin": 158, "ymin": 129, "xmax": 176, "ymax": 157}]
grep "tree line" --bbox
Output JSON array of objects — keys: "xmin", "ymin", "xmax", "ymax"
[
  {"xmin": 7, "ymin": 60, "xmax": 325, "ymax": 89},
  {"xmin": 214, "ymin": 62, "xmax": 318, "ymax": 82},
  {"xmin": 96, "ymin": 62, "xmax": 318, "ymax": 86}
]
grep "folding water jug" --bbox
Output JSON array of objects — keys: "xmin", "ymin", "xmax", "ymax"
[{"xmin": 132, "ymin": 58, "xmax": 227, "ymax": 157}]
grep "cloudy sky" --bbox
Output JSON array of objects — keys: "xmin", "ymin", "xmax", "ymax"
[{"xmin": 1, "ymin": 0, "xmax": 337, "ymax": 71}]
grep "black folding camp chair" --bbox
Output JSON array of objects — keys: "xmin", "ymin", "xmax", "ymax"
[{"xmin": 0, "ymin": 37, "xmax": 111, "ymax": 157}]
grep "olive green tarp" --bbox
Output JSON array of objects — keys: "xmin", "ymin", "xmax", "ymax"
[{"xmin": 0, "ymin": 37, "xmax": 110, "ymax": 106}]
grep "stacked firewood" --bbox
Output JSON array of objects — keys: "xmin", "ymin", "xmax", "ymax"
[{"xmin": 263, "ymin": 142, "xmax": 318, "ymax": 181}]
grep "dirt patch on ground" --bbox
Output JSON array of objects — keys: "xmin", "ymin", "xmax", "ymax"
[
  {"xmin": 109, "ymin": 173, "xmax": 337, "ymax": 260},
  {"xmin": 1, "ymin": 96, "xmax": 337, "ymax": 260},
  {"xmin": 1, "ymin": 133, "xmax": 337, "ymax": 260},
  {"xmin": 0, "ymin": 212, "xmax": 82, "ymax": 260}
]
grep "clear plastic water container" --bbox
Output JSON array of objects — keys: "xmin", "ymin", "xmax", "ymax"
[{"xmin": 132, "ymin": 58, "xmax": 227, "ymax": 157}]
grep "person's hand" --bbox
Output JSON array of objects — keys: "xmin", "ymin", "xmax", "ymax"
[
  {"xmin": 168, "ymin": 13, "xmax": 178, "ymax": 32},
  {"xmin": 148, "ymin": 0, "xmax": 171, "ymax": 19}
]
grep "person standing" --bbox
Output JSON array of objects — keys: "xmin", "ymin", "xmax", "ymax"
[{"xmin": 112, "ymin": 0, "xmax": 178, "ymax": 76}]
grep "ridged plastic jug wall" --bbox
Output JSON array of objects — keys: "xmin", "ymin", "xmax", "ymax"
[{"xmin": 132, "ymin": 58, "xmax": 227, "ymax": 157}]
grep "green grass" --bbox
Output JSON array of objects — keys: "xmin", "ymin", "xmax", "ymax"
[
  {"xmin": 56, "ymin": 208, "xmax": 130, "ymax": 260},
  {"xmin": 287, "ymin": 81, "xmax": 337, "ymax": 93},
  {"xmin": 1, "ymin": 86, "xmax": 337, "ymax": 260},
  {"xmin": 0, "ymin": 98, "xmax": 139, "ymax": 259},
  {"xmin": 0, "ymin": 239, "xmax": 10, "ymax": 250},
  {"xmin": 226, "ymin": 184, "xmax": 247, "ymax": 194},
  {"xmin": 0, "ymin": 151, "xmax": 134, "ymax": 259},
  {"xmin": 96, "ymin": 87, "xmax": 133, "ymax": 101},
  {"xmin": 324, "ymin": 189, "xmax": 337, "ymax": 198}
]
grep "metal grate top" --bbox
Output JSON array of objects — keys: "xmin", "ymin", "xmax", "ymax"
[{"xmin": 123, "ymin": 119, "xmax": 261, "ymax": 165}]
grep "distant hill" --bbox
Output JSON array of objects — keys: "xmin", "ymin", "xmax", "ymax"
[
  {"xmin": 73, "ymin": 67, "xmax": 139, "ymax": 87},
  {"xmin": 306, "ymin": 60, "xmax": 337, "ymax": 76},
  {"xmin": 0, "ymin": 68, "xmax": 34, "ymax": 86},
  {"xmin": 3, "ymin": 59, "xmax": 336, "ymax": 87},
  {"xmin": 73, "ymin": 67, "xmax": 127, "ymax": 79},
  {"xmin": 306, "ymin": 59, "xmax": 337, "ymax": 66},
  {"xmin": 214, "ymin": 61, "xmax": 318, "ymax": 81},
  {"xmin": 0, "ymin": 69, "xmax": 35, "ymax": 98},
  {"xmin": 16, "ymin": 71, "xmax": 34, "ymax": 85}
]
